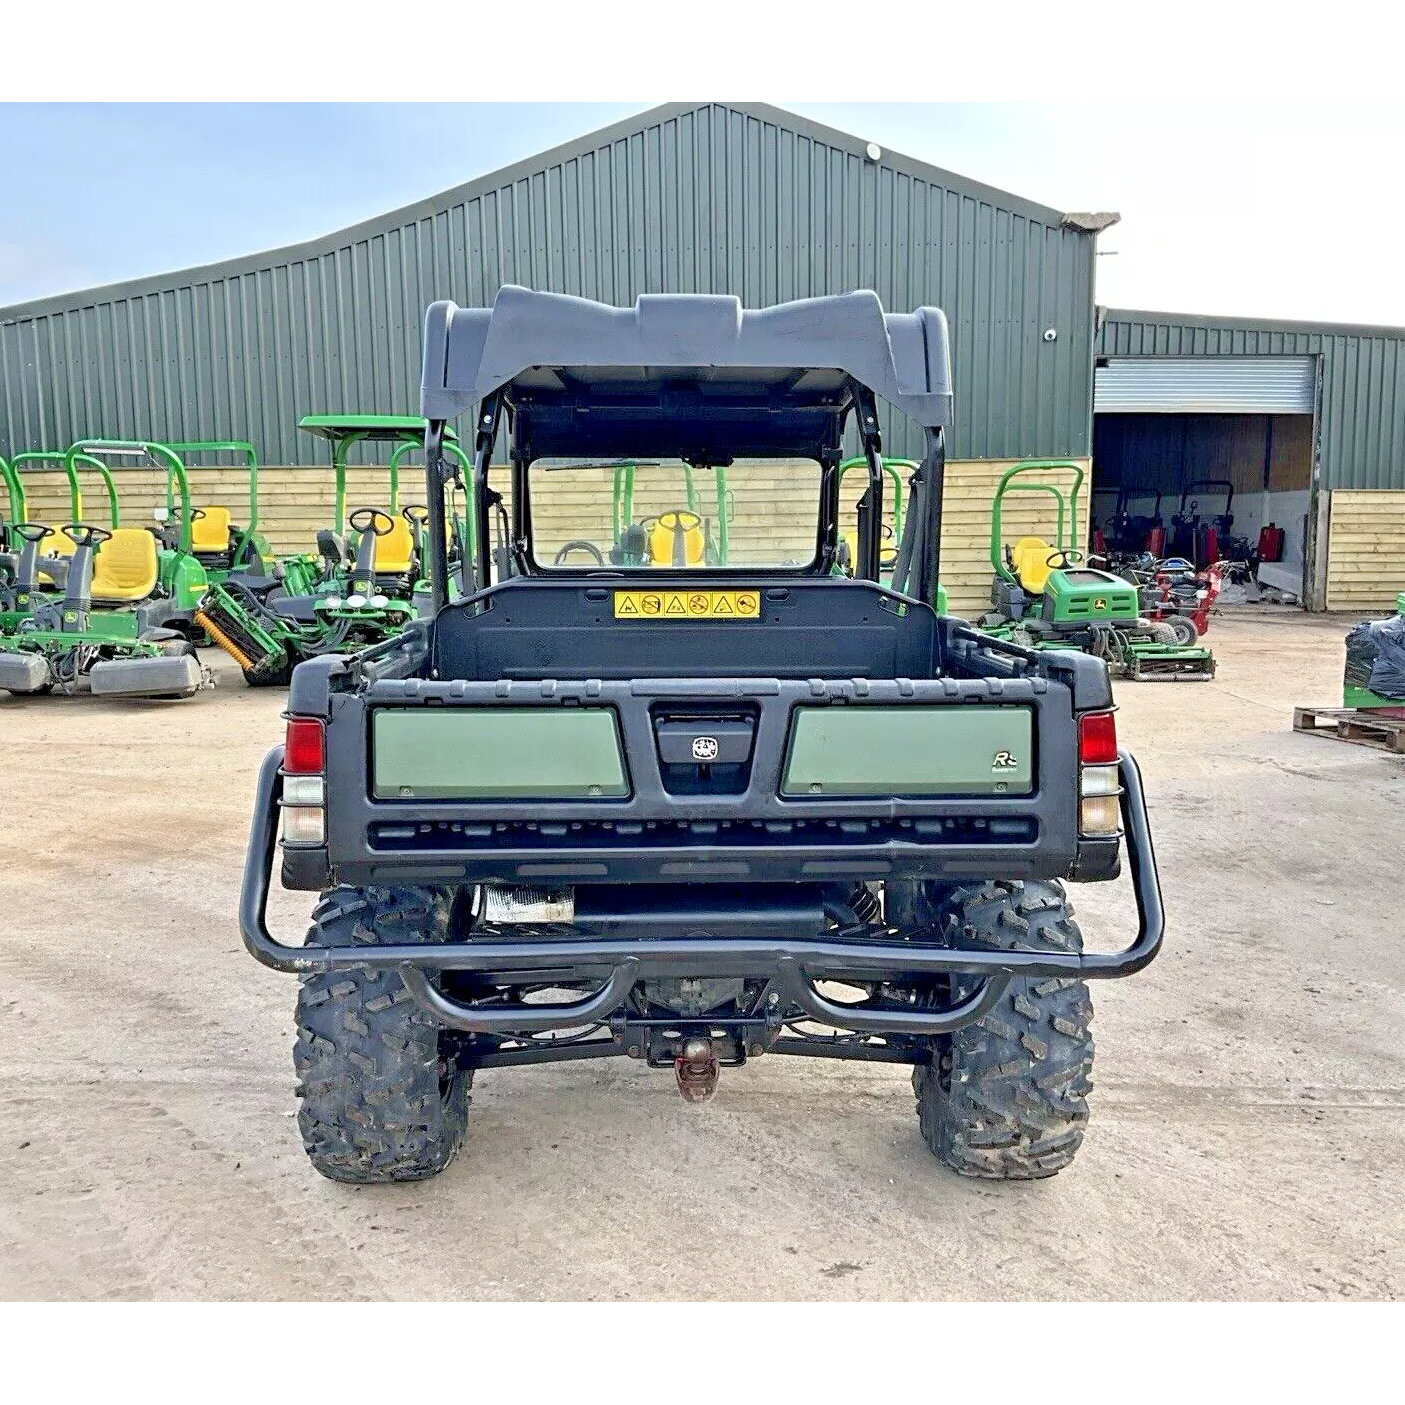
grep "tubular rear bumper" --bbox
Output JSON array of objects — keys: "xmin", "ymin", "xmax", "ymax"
[{"xmin": 239, "ymin": 747, "xmax": 1164, "ymax": 1037}]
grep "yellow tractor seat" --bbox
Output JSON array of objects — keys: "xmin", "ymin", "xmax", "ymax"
[
  {"xmin": 839, "ymin": 526, "xmax": 897, "ymax": 573},
  {"xmin": 1010, "ymin": 536, "xmax": 1056, "ymax": 595},
  {"xmin": 48, "ymin": 528, "xmax": 78, "ymax": 558},
  {"xmin": 190, "ymin": 505, "xmax": 233, "ymax": 554},
  {"xmin": 647, "ymin": 511, "xmax": 706, "ymax": 567},
  {"xmin": 372, "ymin": 517, "xmax": 415, "ymax": 576},
  {"xmin": 90, "ymin": 528, "xmax": 160, "ymax": 603}
]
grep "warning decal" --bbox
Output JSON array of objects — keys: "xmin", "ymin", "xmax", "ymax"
[{"xmin": 613, "ymin": 589, "xmax": 761, "ymax": 620}]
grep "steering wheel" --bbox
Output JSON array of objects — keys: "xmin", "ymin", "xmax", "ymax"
[
  {"xmin": 15, "ymin": 523, "xmax": 55, "ymax": 546},
  {"xmin": 554, "ymin": 539, "xmax": 605, "ymax": 565},
  {"xmin": 402, "ymin": 505, "xmax": 430, "ymax": 527},
  {"xmin": 1044, "ymin": 548, "xmax": 1086, "ymax": 570},
  {"xmin": 184, "ymin": 507, "xmax": 207, "ymax": 522},
  {"xmin": 349, "ymin": 507, "xmax": 395, "ymax": 537},
  {"xmin": 63, "ymin": 523, "xmax": 112, "ymax": 549},
  {"xmin": 655, "ymin": 509, "xmax": 703, "ymax": 533}
]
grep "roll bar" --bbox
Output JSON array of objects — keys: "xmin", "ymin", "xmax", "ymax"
[
  {"xmin": 12, "ymin": 449, "xmax": 121, "ymax": 529},
  {"xmin": 165, "ymin": 440, "xmax": 260, "ymax": 560},
  {"xmin": 66, "ymin": 440, "xmax": 194, "ymax": 552},
  {"xmin": 989, "ymin": 459, "xmax": 1085, "ymax": 581}
]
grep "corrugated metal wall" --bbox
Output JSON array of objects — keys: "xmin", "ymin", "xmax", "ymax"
[
  {"xmin": 1097, "ymin": 311, "xmax": 1405, "ymax": 490},
  {"xmin": 1, "ymin": 102, "xmax": 1097, "ymax": 465}
]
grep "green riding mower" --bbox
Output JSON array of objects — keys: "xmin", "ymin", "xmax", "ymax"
[
  {"xmin": 159, "ymin": 440, "xmax": 273, "ymax": 583},
  {"xmin": 0, "ymin": 453, "xmax": 24, "ymax": 599},
  {"xmin": 195, "ymin": 415, "xmax": 471, "ymax": 686},
  {"xmin": 0, "ymin": 519, "xmax": 209, "ymax": 699},
  {"xmin": 979, "ymin": 460, "xmax": 1215, "ymax": 682},
  {"xmin": 537, "ymin": 458, "xmax": 734, "ymax": 569},
  {"xmin": 0, "ymin": 448, "xmax": 125, "ymax": 621}
]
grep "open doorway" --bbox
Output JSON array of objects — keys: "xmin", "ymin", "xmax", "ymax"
[{"xmin": 1091, "ymin": 355, "xmax": 1317, "ymax": 602}]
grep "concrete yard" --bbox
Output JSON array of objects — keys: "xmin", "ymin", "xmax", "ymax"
[{"xmin": 1, "ymin": 611, "xmax": 1401, "ymax": 1301}]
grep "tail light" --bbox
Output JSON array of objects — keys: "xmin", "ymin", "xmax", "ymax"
[
  {"xmin": 1077, "ymin": 711, "xmax": 1122, "ymax": 837},
  {"xmin": 282, "ymin": 717, "xmax": 326, "ymax": 844}
]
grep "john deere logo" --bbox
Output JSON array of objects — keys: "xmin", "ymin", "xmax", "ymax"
[
  {"xmin": 1094, "ymin": 597, "xmax": 1108, "ymax": 611},
  {"xmin": 992, "ymin": 750, "xmax": 1017, "ymax": 771},
  {"xmin": 692, "ymin": 736, "xmax": 720, "ymax": 761}
]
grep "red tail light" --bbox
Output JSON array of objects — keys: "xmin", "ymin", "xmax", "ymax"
[
  {"xmin": 1078, "ymin": 711, "xmax": 1118, "ymax": 765},
  {"xmin": 284, "ymin": 717, "xmax": 325, "ymax": 773}
]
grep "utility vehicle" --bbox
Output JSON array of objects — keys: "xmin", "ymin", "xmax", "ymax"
[{"xmin": 240, "ymin": 286, "xmax": 1164, "ymax": 1185}]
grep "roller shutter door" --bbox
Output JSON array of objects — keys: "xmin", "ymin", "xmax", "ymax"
[{"xmin": 1095, "ymin": 356, "xmax": 1316, "ymax": 414}]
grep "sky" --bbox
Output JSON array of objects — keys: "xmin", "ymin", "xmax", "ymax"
[{"xmin": 3, "ymin": 101, "xmax": 1403, "ymax": 326}]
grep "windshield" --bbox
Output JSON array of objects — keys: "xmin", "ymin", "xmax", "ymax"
[{"xmin": 526, "ymin": 458, "xmax": 823, "ymax": 570}]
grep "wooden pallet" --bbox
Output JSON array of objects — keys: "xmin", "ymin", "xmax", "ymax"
[{"xmin": 1293, "ymin": 705, "xmax": 1405, "ymax": 754}]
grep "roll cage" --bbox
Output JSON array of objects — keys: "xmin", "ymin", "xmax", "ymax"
[{"xmin": 417, "ymin": 286, "xmax": 954, "ymax": 614}]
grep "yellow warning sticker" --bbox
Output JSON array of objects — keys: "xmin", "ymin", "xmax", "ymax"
[{"xmin": 613, "ymin": 589, "xmax": 761, "ymax": 620}]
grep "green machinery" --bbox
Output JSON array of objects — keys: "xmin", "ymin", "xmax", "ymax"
[
  {"xmin": 0, "ymin": 448, "xmax": 127, "ymax": 628},
  {"xmin": 0, "ymin": 439, "xmax": 214, "ymax": 699},
  {"xmin": 980, "ymin": 460, "xmax": 1215, "ymax": 682},
  {"xmin": 609, "ymin": 459, "xmax": 730, "ymax": 567},
  {"xmin": 161, "ymin": 440, "xmax": 273, "ymax": 582},
  {"xmin": 0, "ymin": 453, "xmax": 23, "ymax": 603},
  {"xmin": 536, "ymin": 458, "xmax": 733, "ymax": 568},
  {"xmin": 194, "ymin": 415, "xmax": 471, "ymax": 686}
]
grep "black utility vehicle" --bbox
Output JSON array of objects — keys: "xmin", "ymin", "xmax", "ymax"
[{"xmin": 241, "ymin": 286, "xmax": 1163, "ymax": 1184}]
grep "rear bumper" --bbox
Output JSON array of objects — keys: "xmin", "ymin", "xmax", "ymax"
[{"xmin": 239, "ymin": 747, "xmax": 1164, "ymax": 1037}]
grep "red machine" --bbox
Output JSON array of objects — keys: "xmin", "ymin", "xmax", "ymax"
[
  {"xmin": 1257, "ymin": 523, "xmax": 1285, "ymax": 562},
  {"xmin": 1144, "ymin": 560, "xmax": 1225, "ymax": 641}
]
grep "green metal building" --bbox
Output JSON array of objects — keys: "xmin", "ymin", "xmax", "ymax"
[{"xmin": 0, "ymin": 102, "xmax": 1105, "ymax": 470}]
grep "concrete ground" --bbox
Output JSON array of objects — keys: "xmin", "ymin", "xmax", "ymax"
[{"xmin": 1, "ymin": 611, "xmax": 1402, "ymax": 1301}]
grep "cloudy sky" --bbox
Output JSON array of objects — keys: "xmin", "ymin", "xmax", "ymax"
[{"xmin": 2, "ymin": 102, "xmax": 1401, "ymax": 326}]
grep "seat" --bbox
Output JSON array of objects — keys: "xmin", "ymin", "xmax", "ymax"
[
  {"xmin": 90, "ymin": 528, "xmax": 160, "ymax": 603},
  {"xmin": 1010, "ymin": 536, "xmax": 1056, "ymax": 595},
  {"xmin": 839, "ymin": 527, "xmax": 897, "ymax": 573},
  {"xmin": 190, "ymin": 505, "xmax": 233, "ymax": 555},
  {"xmin": 371, "ymin": 517, "xmax": 415, "ymax": 576},
  {"xmin": 647, "ymin": 514, "xmax": 705, "ymax": 567}
]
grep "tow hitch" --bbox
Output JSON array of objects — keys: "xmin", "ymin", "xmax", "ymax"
[{"xmin": 675, "ymin": 1037, "xmax": 721, "ymax": 1103}]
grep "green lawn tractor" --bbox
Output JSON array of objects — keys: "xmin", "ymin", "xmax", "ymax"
[
  {"xmin": 0, "ymin": 519, "xmax": 209, "ymax": 698},
  {"xmin": 0, "ymin": 453, "xmax": 24, "ymax": 594},
  {"xmin": 2, "ymin": 443, "xmax": 125, "ymax": 609},
  {"xmin": 195, "ymin": 415, "xmax": 469, "ymax": 686},
  {"xmin": 980, "ymin": 460, "xmax": 1215, "ymax": 682},
  {"xmin": 160, "ymin": 440, "xmax": 273, "ymax": 583},
  {"xmin": 65, "ymin": 439, "xmax": 213, "ymax": 626},
  {"xmin": 534, "ymin": 458, "xmax": 734, "ymax": 568}
]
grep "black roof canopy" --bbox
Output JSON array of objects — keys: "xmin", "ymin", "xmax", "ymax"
[{"xmin": 421, "ymin": 285, "xmax": 953, "ymax": 460}]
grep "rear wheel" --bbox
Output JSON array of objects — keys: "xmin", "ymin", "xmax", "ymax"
[
  {"xmin": 1161, "ymin": 613, "xmax": 1200, "ymax": 646},
  {"xmin": 895, "ymin": 879, "xmax": 1095, "ymax": 1180},
  {"xmin": 243, "ymin": 656, "xmax": 293, "ymax": 687},
  {"xmin": 293, "ymin": 885, "xmax": 472, "ymax": 1184},
  {"xmin": 1146, "ymin": 621, "xmax": 1179, "ymax": 646}
]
